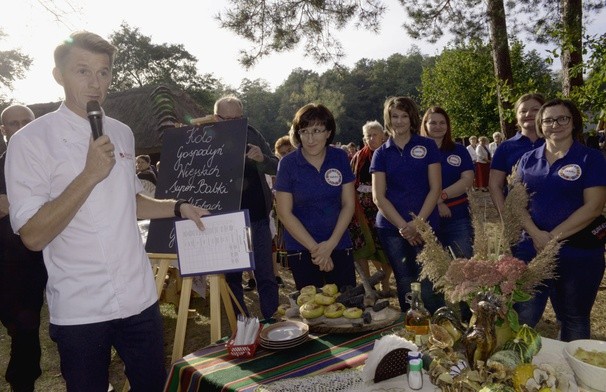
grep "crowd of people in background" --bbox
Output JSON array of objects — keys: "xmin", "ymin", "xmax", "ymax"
[{"xmin": 1, "ymin": 29, "xmax": 605, "ymax": 391}]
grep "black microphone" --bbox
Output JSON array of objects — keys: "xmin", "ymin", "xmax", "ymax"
[{"xmin": 86, "ymin": 100, "xmax": 103, "ymax": 140}]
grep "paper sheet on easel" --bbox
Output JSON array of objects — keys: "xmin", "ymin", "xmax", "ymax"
[{"xmin": 174, "ymin": 210, "xmax": 254, "ymax": 276}]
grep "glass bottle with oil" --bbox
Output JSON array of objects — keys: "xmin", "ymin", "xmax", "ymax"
[{"xmin": 404, "ymin": 282, "xmax": 430, "ymax": 344}]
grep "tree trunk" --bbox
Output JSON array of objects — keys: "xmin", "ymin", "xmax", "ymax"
[
  {"xmin": 561, "ymin": 0, "xmax": 584, "ymax": 97},
  {"xmin": 486, "ymin": 0, "xmax": 516, "ymax": 138}
]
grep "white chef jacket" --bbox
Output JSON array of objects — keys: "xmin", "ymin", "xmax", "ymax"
[{"xmin": 6, "ymin": 103, "xmax": 157, "ymax": 326}]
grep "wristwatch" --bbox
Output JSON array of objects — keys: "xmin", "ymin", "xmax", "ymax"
[
  {"xmin": 440, "ymin": 191, "xmax": 449, "ymax": 201},
  {"xmin": 174, "ymin": 199, "xmax": 190, "ymax": 218}
]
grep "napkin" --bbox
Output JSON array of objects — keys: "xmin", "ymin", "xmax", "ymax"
[
  {"xmin": 234, "ymin": 316, "xmax": 260, "ymax": 345},
  {"xmin": 244, "ymin": 317, "xmax": 259, "ymax": 345},
  {"xmin": 361, "ymin": 334, "xmax": 418, "ymax": 382}
]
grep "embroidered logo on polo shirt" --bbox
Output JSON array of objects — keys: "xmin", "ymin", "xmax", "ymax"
[
  {"xmin": 325, "ymin": 169, "xmax": 343, "ymax": 186},
  {"xmin": 410, "ymin": 146, "xmax": 427, "ymax": 159},
  {"xmin": 558, "ymin": 164, "xmax": 582, "ymax": 181},
  {"xmin": 119, "ymin": 152, "xmax": 134, "ymax": 160},
  {"xmin": 447, "ymin": 154, "xmax": 461, "ymax": 167}
]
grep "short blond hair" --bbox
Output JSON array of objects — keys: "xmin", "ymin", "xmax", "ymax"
[{"xmin": 214, "ymin": 95, "xmax": 243, "ymax": 114}]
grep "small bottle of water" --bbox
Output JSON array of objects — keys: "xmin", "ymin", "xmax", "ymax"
[{"xmin": 407, "ymin": 358, "xmax": 423, "ymax": 390}]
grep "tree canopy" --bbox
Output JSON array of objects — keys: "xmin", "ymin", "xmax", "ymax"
[
  {"xmin": 216, "ymin": 0, "xmax": 386, "ymax": 68},
  {"xmin": 217, "ymin": 0, "xmax": 604, "ymax": 136},
  {"xmin": 421, "ymin": 41, "xmax": 557, "ymax": 137},
  {"xmin": 108, "ymin": 23, "xmax": 219, "ymax": 112},
  {"xmin": 0, "ymin": 29, "xmax": 33, "ymax": 107}
]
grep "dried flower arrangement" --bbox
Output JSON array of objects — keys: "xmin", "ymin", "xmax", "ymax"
[{"xmin": 413, "ymin": 175, "xmax": 561, "ymax": 331}]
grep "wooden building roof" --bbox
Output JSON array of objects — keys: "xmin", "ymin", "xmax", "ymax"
[{"xmin": 23, "ymin": 84, "xmax": 205, "ymax": 156}]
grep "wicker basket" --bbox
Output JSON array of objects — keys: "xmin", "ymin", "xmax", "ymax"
[{"xmin": 226, "ymin": 324, "xmax": 264, "ymax": 358}]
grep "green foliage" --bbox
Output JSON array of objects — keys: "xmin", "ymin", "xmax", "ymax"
[
  {"xmin": 567, "ymin": 33, "xmax": 606, "ymax": 126},
  {"xmin": 332, "ymin": 50, "xmax": 428, "ymax": 143},
  {"xmin": 217, "ymin": 0, "xmax": 386, "ymax": 67},
  {"xmin": 401, "ymin": 0, "xmax": 487, "ymax": 44},
  {"xmin": 501, "ymin": 41, "xmax": 559, "ymax": 123},
  {"xmin": 216, "ymin": 0, "xmax": 603, "ymax": 141},
  {"xmin": 420, "ymin": 42, "xmax": 556, "ymax": 138},
  {"xmin": 214, "ymin": 50, "xmax": 429, "ymax": 146},
  {"xmin": 273, "ymin": 68, "xmax": 323, "ymax": 132},
  {"xmin": 420, "ymin": 43, "xmax": 498, "ymax": 138},
  {"xmin": 508, "ymin": 1, "xmax": 604, "ymax": 45},
  {"xmin": 271, "ymin": 68, "xmax": 347, "ymax": 142},
  {"xmin": 0, "ymin": 29, "xmax": 33, "ymax": 106},
  {"xmin": 108, "ymin": 23, "xmax": 218, "ymax": 108},
  {"xmin": 238, "ymin": 78, "xmax": 284, "ymax": 143}
]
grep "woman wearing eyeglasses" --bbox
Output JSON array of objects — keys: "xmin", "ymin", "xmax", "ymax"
[
  {"xmin": 514, "ymin": 99, "xmax": 606, "ymax": 341},
  {"xmin": 489, "ymin": 93, "xmax": 546, "ymax": 215},
  {"xmin": 274, "ymin": 103, "xmax": 356, "ymax": 290},
  {"xmin": 371, "ymin": 97, "xmax": 443, "ymax": 313}
]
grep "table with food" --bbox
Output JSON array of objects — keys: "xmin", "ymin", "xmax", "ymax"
[{"xmin": 163, "ymin": 278, "xmax": 606, "ymax": 392}]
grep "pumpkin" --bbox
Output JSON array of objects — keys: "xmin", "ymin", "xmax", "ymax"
[
  {"xmin": 515, "ymin": 324, "xmax": 542, "ymax": 358},
  {"xmin": 503, "ymin": 338, "xmax": 533, "ymax": 363},
  {"xmin": 486, "ymin": 349, "xmax": 523, "ymax": 371}
]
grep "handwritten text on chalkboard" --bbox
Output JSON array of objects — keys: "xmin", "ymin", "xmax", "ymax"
[{"xmin": 145, "ymin": 119, "xmax": 248, "ymax": 254}]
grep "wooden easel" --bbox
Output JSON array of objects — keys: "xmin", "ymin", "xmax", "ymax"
[
  {"xmin": 122, "ymin": 254, "xmax": 239, "ymax": 392},
  {"xmin": 146, "ymin": 253, "xmax": 238, "ymax": 361}
]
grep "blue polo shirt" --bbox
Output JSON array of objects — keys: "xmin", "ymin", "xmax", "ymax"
[
  {"xmin": 517, "ymin": 141, "xmax": 606, "ymax": 231},
  {"xmin": 274, "ymin": 145, "xmax": 355, "ymax": 251},
  {"xmin": 491, "ymin": 132, "xmax": 545, "ymax": 175},
  {"xmin": 441, "ymin": 143, "xmax": 475, "ymax": 219},
  {"xmin": 370, "ymin": 134, "xmax": 441, "ymax": 230}
]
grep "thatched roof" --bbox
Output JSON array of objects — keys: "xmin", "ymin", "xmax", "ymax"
[{"xmin": 26, "ymin": 84, "xmax": 205, "ymax": 156}]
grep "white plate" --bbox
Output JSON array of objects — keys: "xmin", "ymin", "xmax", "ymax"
[
  {"xmin": 261, "ymin": 333, "xmax": 308, "ymax": 347},
  {"xmin": 260, "ymin": 335, "xmax": 310, "ymax": 350},
  {"xmin": 260, "ymin": 320, "xmax": 309, "ymax": 342}
]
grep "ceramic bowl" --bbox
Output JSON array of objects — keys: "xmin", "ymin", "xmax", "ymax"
[{"xmin": 563, "ymin": 339, "xmax": 606, "ymax": 391}]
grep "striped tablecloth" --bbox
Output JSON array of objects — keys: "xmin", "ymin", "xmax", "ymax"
[{"xmin": 164, "ymin": 320, "xmax": 402, "ymax": 392}]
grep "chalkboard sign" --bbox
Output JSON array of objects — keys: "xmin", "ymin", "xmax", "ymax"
[{"xmin": 145, "ymin": 118, "xmax": 248, "ymax": 254}]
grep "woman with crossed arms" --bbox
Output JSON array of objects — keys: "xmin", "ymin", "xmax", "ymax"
[
  {"xmin": 274, "ymin": 103, "xmax": 356, "ymax": 290},
  {"xmin": 371, "ymin": 96, "xmax": 443, "ymax": 313},
  {"xmin": 420, "ymin": 106, "xmax": 475, "ymax": 259},
  {"xmin": 514, "ymin": 99, "xmax": 606, "ymax": 341}
]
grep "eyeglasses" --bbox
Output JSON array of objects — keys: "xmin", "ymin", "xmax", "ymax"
[
  {"xmin": 298, "ymin": 128, "xmax": 328, "ymax": 136},
  {"xmin": 216, "ymin": 114, "xmax": 242, "ymax": 121},
  {"xmin": 541, "ymin": 116, "xmax": 571, "ymax": 127}
]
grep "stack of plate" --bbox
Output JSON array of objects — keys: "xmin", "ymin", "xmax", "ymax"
[{"xmin": 260, "ymin": 320, "xmax": 310, "ymax": 350}]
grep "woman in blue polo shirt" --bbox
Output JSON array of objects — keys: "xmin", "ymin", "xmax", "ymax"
[
  {"xmin": 420, "ymin": 106, "xmax": 475, "ymax": 259},
  {"xmin": 489, "ymin": 93, "xmax": 546, "ymax": 215},
  {"xmin": 371, "ymin": 96, "xmax": 443, "ymax": 313},
  {"xmin": 274, "ymin": 103, "xmax": 356, "ymax": 290},
  {"xmin": 514, "ymin": 99, "xmax": 606, "ymax": 341}
]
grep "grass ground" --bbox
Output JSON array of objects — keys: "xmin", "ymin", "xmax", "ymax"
[{"xmin": 1, "ymin": 191, "xmax": 605, "ymax": 391}]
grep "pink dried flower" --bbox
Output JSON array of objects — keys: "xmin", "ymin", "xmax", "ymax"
[
  {"xmin": 414, "ymin": 182, "xmax": 559, "ymax": 332},
  {"xmin": 496, "ymin": 256, "xmax": 527, "ymax": 282},
  {"xmin": 499, "ymin": 280, "xmax": 517, "ymax": 296}
]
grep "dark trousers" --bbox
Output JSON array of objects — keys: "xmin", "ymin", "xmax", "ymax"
[
  {"xmin": 49, "ymin": 302, "xmax": 166, "ymax": 392},
  {"xmin": 226, "ymin": 219, "xmax": 279, "ymax": 320},
  {"xmin": 0, "ymin": 257, "xmax": 47, "ymax": 392},
  {"xmin": 377, "ymin": 227, "xmax": 445, "ymax": 314},
  {"xmin": 514, "ymin": 239, "xmax": 605, "ymax": 341},
  {"xmin": 287, "ymin": 248, "xmax": 356, "ymax": 290}
]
